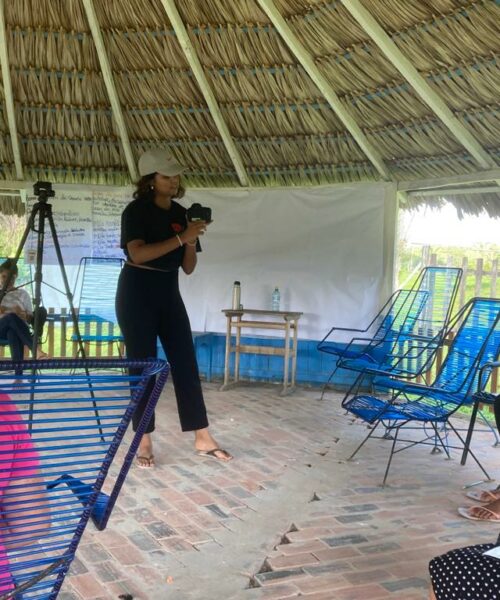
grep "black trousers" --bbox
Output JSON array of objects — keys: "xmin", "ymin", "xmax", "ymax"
[
  {"xmin": 115, "ymin": 264, "xmax": 208, "ymax": 434},
  {"xmin": 0, "ymin": 313, "xmax": 33, "ymax": 375},
  {"xmin": 0, "ymin": 308, "xmax": 47, "ymax": 375}
]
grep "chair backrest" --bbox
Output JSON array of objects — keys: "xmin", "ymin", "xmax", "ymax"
[
  {"xmin": 433, "ymin": 297, "xmax": 500, "ymax": 395},
  {"xmin": 375, "ymin": 288, "xmax": 430, "ymax": 341},
  {"xmin": 371, "ymin": 267, "xmax": 461, "ymax": 343},
  {"xmin": 405, "ymin": 266, "xmax": 462, "ymax": 341},
  {"xmin": 0, "ymin": 357, "xmax": 168, "ymax": 598},
  {"xmin": 74, "ymin": 257, "xmax": 124, "ymax": 324},
  {"xmin": 357, "ymin": 267, "xmax": 461, "ymax": 374}
]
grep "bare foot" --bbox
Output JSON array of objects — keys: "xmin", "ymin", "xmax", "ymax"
[
  {"xmin": 136, "ymin": 433, "xmax": 154, "ymax": 468},
  {"xmin": 36, "ymin": 349, "xmax": 49, "ymax": 360},
  {"xmin": 194, "ymin": 428, "xmax": 232, "ymax": 461}
]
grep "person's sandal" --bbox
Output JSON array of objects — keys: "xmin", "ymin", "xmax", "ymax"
[
  {"xmin": 136, "ymin": 454, "xmax": 155, "ymax": 468},
  {"xmin": 196, "ymin": 448, "xmax": 232, "ymax": 462},
  {"xmin": 465, "ymin": 487, "xmax": 500, "ymax": 503},
  {"xmin": 458, "ymin": 506, "xmax": 500, "ymax": 522}
]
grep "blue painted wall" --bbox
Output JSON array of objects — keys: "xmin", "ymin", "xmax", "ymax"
[{"xmin": 158, "ymin": 333, "xmax": 360, "ymax": 389}]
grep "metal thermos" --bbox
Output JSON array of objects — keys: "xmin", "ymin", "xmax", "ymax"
[{"xmin": 232, "ymin": 281, "xmax": 241, "ymax": 310}]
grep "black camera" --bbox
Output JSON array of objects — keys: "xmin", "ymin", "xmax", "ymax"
[
  {"xmin": 33, "ymin": 181, "xmax": 55, "ymax": 199},
  {"xmin": 187, "ymin": 203, "xmax": 212, "ymax": 222}
]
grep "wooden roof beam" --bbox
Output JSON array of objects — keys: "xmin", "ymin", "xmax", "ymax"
[
  {"xmin": 407, "ymin": 186, "xmax": 500, "ymax": 197},
  {"xmin": 0, "ymin": 0, "xmax": 23, "ymax": 179},
  {"xmin": 82, "ymin": 0, "xmax": 138, "ymax": 181},
  {"xmin": 256, "ymin": 0, "xmax": 391, "ymax": 181},
  {"xmin": 341, "ymin": 0, "xmax": 496, "ymax": 171},
  {"xmin": 398, "ymin": 168, "xmax": 500, "ymax": 192},
  {"xmin": 159, "ymin": 0, "xmax": 249, "ymax": 187}
]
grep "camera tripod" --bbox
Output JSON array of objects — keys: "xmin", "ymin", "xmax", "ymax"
[{"xmin": 0, "ymin": 181, "xmax": 102, "ymax": 430}]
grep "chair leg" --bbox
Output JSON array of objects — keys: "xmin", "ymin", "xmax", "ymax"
[
  {"xmin": 448, "ymin": 420, "xmax": 491, "ymax": 480},
  {"xmin": 461, "ymin": 400, "xmax": 480, "ymax": 466},
  {"xmin": 347, "ymin": 419, "xmax": 381, "ymax": 461},
  {"xmin": 319, "ymin": 363, "xmax": 340, "ymax": 400},
  {"xmin": 114, "ymin": 341, "xmax": 127, "ymax": 374},
  {"xmin": 430, "ymin": 422, "xmax": 451, "ymax": 459},
  {"xmin": 431, "ymin": 422, "xmax": 450, "ymax": 456},
  {"xmin": 340, "ymin": 372, "xmax": 366, "ymax": 409},
  {"xmin": 382, "ymin": 426, "xmax": 400, "ymax": 487},
  {"xmin": 478, "ymin": 408, "xmax": 500, "ymax": 446}
]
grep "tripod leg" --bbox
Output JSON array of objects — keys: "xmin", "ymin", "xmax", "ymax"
[{"xmin": 25, "ymin": 200, "xmax": 50, "ymax": 428}]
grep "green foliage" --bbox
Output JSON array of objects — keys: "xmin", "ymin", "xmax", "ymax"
[
  {"xmin": 0, "ymin": 214, "xmax": 31, "ymax": 283},
  {"xmin": 0, "ymin": 213, "xmax": 24, "ymax": 257},
  {"xmin": 398, "ymin": 242, "xmax": 500, "ymax": 304}
]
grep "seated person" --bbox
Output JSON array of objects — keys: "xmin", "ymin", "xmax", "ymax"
[
  {"xmin": 0, "ymin": 259, "xmax": 48, "ymax": 375},
  {"xmin": 0, "ymin": 392, "xmax": 50, "ymax": 593},
  {"xmin": 429, "ymin": 396, "xmax": 500, "ymax": 598},
  {"xmin": 459, "ymin": 394, "xmax": 500, "ymax": 522},
  {"xmin": 429, "ymin": 537, "xmax": 500, "ymax": 599}
]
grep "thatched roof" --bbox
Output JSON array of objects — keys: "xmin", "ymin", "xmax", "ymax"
[{"xmin": 0, "ymin": 0, "xmax": 499, "ymax": 213}]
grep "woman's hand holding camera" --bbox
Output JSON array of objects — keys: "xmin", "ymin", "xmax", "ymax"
[{"xmin": 181, "ymin": 220, "xmax": 208, "ymax": 245}]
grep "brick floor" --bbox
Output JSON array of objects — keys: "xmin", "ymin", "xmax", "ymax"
[{"xmin": 55, "ymin": 381, "xmax": 499, "ymax": 599}]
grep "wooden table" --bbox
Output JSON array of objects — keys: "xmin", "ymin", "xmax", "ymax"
[{"xmin": 221, "ymin": 308, "xmax": 303, "ymax": 395}]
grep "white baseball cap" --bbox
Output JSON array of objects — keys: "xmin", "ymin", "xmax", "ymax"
[{"xmin": 138, "ymin": 149, "xmax": 187, "ymax": 177}]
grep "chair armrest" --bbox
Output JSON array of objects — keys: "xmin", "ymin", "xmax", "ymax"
[
  {"xmin": 380, "ymin": 377, "xmax": 462, "ymax": 401},
  {"xmin": 341, "ymin": 336, "xmax": 386, "ymax": 362},
  {"xmin": 318, "ymin": 326, "xmax": 371, "ymax": 350},
  {"xmin": 477, "ymin": 361, "xmax": 500, "ymax": 394}
]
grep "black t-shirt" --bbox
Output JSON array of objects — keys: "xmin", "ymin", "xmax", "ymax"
[{"xmin": 120, "ymin": 199, "xmax": 200, "ymax": 271}]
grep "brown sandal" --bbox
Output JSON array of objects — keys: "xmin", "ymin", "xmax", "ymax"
[
  {"xmin": 458, "ymin": 506, "xmax": 500, "ymax": 522},
  {"xmin": 136, "ymin": 454, "xmax": 155, "ymax": 468},
  {"xmin": 196, "ymin": 448, "xmax": 232, "ymax": 462}
]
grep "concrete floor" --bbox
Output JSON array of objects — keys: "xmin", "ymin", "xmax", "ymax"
[{"xmin": 59, "ymin": 381, "xmax": 499, "ymax": 600}]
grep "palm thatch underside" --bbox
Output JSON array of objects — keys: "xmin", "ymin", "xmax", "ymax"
[{"xmin": 0, "ymin": 0, "xmax": 499, "ymax": 215}]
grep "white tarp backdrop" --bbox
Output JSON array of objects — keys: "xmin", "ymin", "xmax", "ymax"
[
  {"xmin": 23, "ymin": 182, "xmax": 396, "ymax": 341},
  {"xmin": 182, "ymin": 183, "xmax": 394, "ymax": 340}
]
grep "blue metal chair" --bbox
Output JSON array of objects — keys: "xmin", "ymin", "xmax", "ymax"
[
  {"xmin": 70, "ymin": 257, "xmax": 124, "ymax": 354},
  {"xmin": 0, "ymin": 357, "xmax": 168, "ymax": 598},
  {"xmin": 342, "ymin": 297, "xmax": 500, "ymax": 485},
  {"xmin": 317, "ymin": 267, "xmax": 462, "ymax": 398}
]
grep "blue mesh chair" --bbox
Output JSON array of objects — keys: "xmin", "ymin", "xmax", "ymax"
[
  {"xmin": 342, "ymin": 297, "xmax": 500, "ymax": 485},
  {"xmin": 70, "ymin": 257, "xmax": 124, "ymax": 354},
  {"xmin": 0, "ymin": 357, "xmax": 168, "ymax": 598},
  {"xmin": 317, "ymin": 267, "xmax": 462, "ymax": 399}
]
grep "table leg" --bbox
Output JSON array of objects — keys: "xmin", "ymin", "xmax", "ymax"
[
  {"xmin": 282, "ymin": 320, "xmax": 291, "ymax": 395},
  {"xmin": 234, "ymin": 315, "xmax": 242, "ymax": 383},
  {"xmin": 221, "ymin": 315, "xmax": 232, "ymax": 390},
  {"xmin": 291, "ymin": 319, "xmax": 299, "ymax": 389}
]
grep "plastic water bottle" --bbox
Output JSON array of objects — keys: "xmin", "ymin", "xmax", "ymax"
[
  {"xmin": 232, "ymin": 281, "xmax": 241, "ymax": 310},
  {"xmin": 271, "ymin": 287, "xmax": 280, "ymax": 311}
]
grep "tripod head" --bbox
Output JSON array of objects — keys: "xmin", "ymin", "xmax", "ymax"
[{"xmin": 33, "ymin": 181, "xmax": 55, "ymax": 202}]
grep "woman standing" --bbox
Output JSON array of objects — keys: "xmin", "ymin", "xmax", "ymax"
[{"xmin": 116, "ymin": 149, "xmax": 232, "ymax": 468}]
